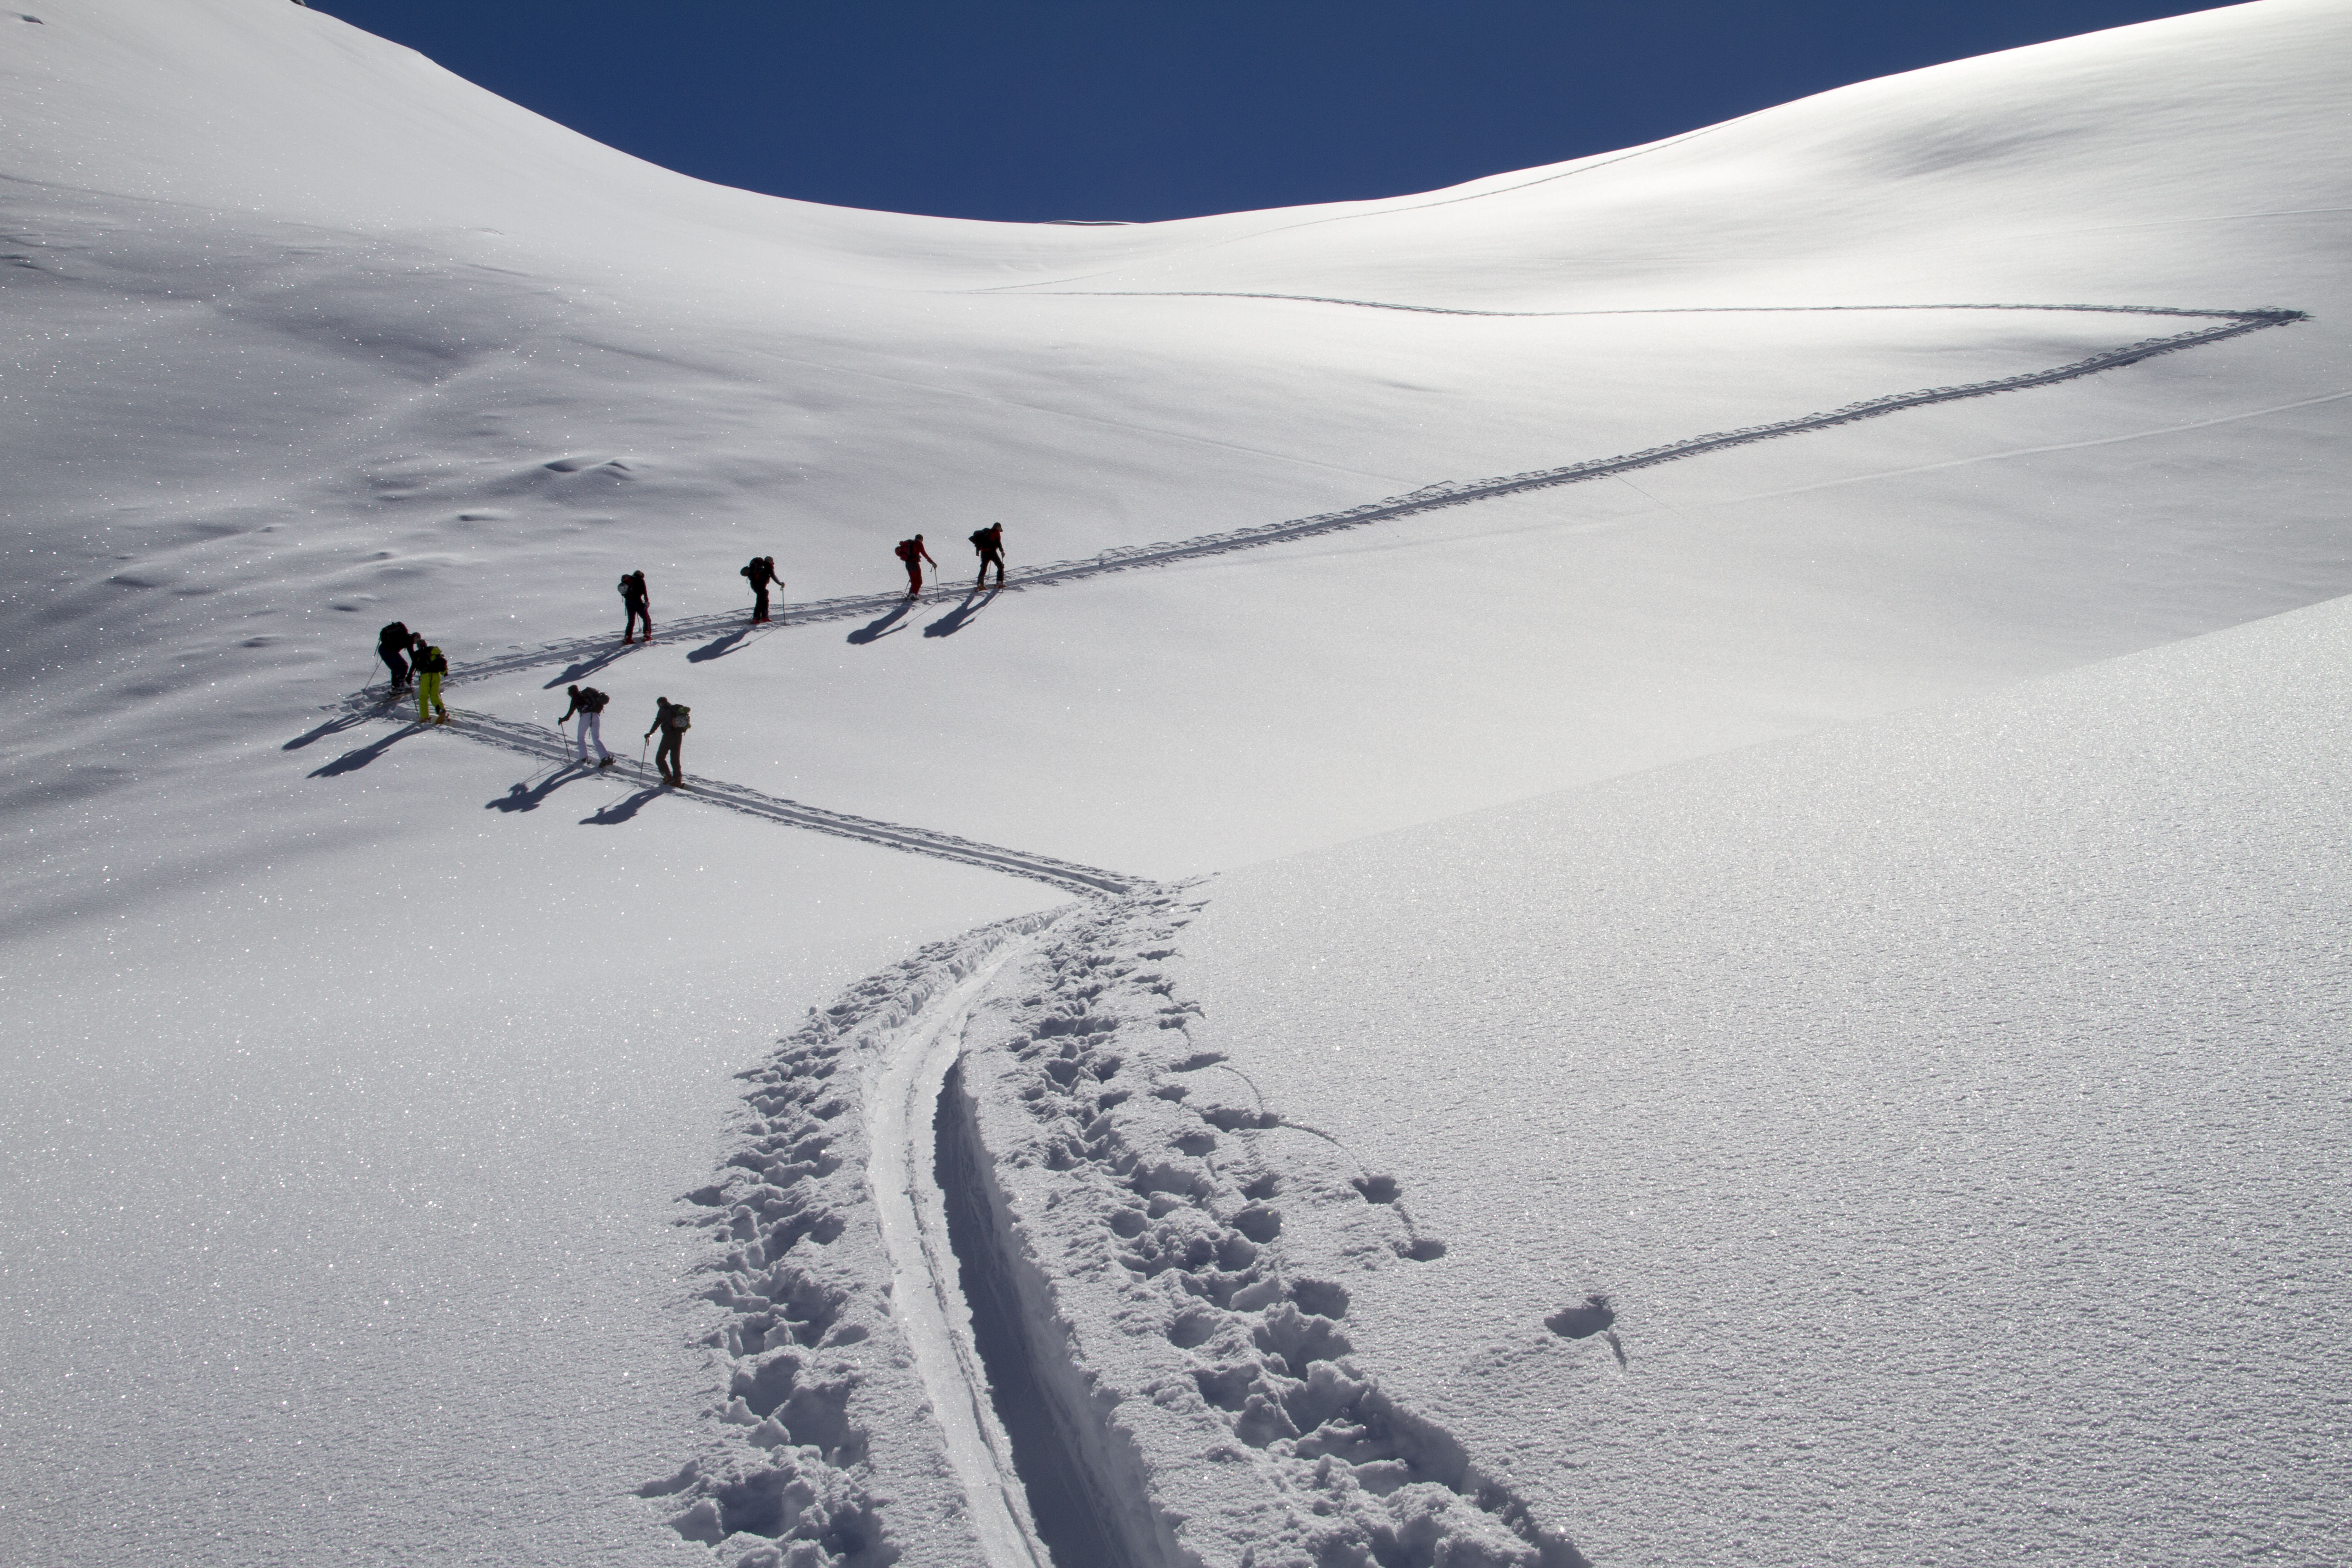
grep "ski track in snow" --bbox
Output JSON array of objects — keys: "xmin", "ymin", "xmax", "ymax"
[
  {"xmin": 866, "ymin": 938, "xmax": 1054, "ymax": 1568},
  {"xmin": 432, "ymin": 302, "xmax": 2305, "ymax": 695},
  {"xmin": 645, "ymin": 913, "xmax": 1066, "ymax": 1567},
  {"xmin": 307, "ymin": 297, "xmax": 2303, "ymax": 1563},
  {"xmin": 650, "ymin": 886, "xmax": 1597, "ymax": 1568},
  {"xmin": 948, "ymin": 889, "xmax": 1590, "ymax": 1568},
  {"xmin": 318, "ymin": 700, "xmax": 1140, "ymax": 897}
]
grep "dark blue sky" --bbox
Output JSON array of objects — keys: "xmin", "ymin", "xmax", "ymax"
[{"xmin": 310, "ymin": 0, "xmax": 2223, "ymax": 223}]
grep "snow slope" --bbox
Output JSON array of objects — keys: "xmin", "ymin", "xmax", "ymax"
[
  {"xmin": 3, "ymin": 0, "xmax": 2348, "ymax": 1563},
  {"xmin": 952, "ymin": 591, "xmax": 2351, "ymax": 1566}
]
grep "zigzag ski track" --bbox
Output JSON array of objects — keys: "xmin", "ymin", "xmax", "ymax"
[
  {"xmin": 330, "ymin": 700, "xmax": 1138, "ymax": 897},
  {"xmin": 327, "ymin": 297, "xmax": 2302, "ymax": 888},
  {"xmin": 441, "ymin": 299, "xmax": 2305, "ymax": 692}
]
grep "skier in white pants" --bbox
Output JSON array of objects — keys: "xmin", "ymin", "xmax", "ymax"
[{"xmin": 558, "ymin": 684, "xmax": 616, "ymax": 767}]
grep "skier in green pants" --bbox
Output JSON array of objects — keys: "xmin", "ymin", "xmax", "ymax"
[{"xmin": 415, "ymin": 642, "xmax": 449, "ymax": 725}]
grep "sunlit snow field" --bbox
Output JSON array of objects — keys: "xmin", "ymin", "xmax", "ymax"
[{"xmin": 2, "ymin": 0, "xmax": 2347, "ymax": 1564}]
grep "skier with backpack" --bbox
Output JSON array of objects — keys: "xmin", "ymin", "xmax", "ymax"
[
  {"xmin": 619, "ymin": 570, "xmax": 652, "ymax": 644},
  {"xmin": 377, "ymin": 621, "xmax": 413, "ymax": 695},
  {"xmin": 559, "ymin": 684, "xmax": 615, "ymax": 767},
  {"xmin": 414, "ymin": 641, "xmax": 450, "ymax": 725},
  {"xmin": 969, "ymin": 523, "xmax": 1005, "ymax": 589},
  {"xmin": 645, "ymin": 695, "xmax": 690, "ymax": 788},
  {"xmin": 740, "ymin": 556, "xmax": 782, "ymax": 624},
  {"xmin": 895, "ymin": 535, "xmax": 937, "ymax": 599}
]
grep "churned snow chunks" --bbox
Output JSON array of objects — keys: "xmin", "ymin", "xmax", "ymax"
[
  {"xmin": 650, "ymin": 921, "xmax": 1046, "ymax": 1568},
  {"xmin": 957, "ymin": 887, "xmax": 1586, "ymax": 1568}
]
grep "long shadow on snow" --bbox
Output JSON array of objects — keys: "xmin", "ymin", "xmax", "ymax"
[
  {"xmin": 846, "ymin": 603, "xmax": 911, "ymax": 645},
  {"xmin": 580, "ymin": 786, "xmax": 665, "ymax": 826},
  {"xmin": 688, "ymin": 624, "xmax": 780, "ymax": 663},
  {"xmin": 309, "ymin": 723, "xmax": 425, "ymax": 775},
  {"xmin": 543, "ymin": 641, "xmax": 641, "ymax": 689},
  {"xmin": 284, "ymin": 709, "xmax": 382, "ymax": 751},
  {"xmin": 485, "ymin": 762, "xmax": 597, "ymax": 813},
  {"xmin": 922, "ymin": 586, "xmax": 999, "ymax": 638}
]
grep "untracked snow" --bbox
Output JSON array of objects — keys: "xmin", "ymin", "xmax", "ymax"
[{"xmin": 3, "ymin": 0, "xmax": 2349, "ymax": 1563}]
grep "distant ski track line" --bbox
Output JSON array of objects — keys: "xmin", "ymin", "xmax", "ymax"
[
  {"xmin": 1011, "ymin": 294, "xmax": 2299, "ymax": 324},
  {"xmin": 344, "ymin": 701, "xmax": 1139, "ymax": 897},
  {"xmin": 441, "ymin": 301, "xmax": 2304, "ymax": 691}
]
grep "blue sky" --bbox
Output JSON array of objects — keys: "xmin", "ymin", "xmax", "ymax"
[{"xmin": 309, "ymin": 0, "xmax": 2222, "ymax": 222}]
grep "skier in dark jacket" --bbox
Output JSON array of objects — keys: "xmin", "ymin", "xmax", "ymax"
[
  {"xmin": 414, "ymin": 641, "xmax": 450, "ymax": 725},
  {"xmin": 645, "ymin": 696, "xmax": 689, "ymax": 787},
  {"xmin": 619, "ymin": 570, "xmax": 652, "ymax": 644},
  {"xmin": 377, "ymin": 621, "xmax": 413, "ymax": 695},
  {"xmin": 740, "ymin": 556, "xmax": 782, "ymax": 624},
  {"xmin": 969, "ymin": 523, "xmax": 1005, "ymax": 588},
  {"xmin": 895, "ymin": 535, "xmax": 937, "ymax": 599},
  {"xmin": 559, "ymin": 684, "xmax": 615, "ymax": 767}
]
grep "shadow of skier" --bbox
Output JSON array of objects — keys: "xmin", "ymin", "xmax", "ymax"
[
  {"xmin": 689, "ymin": 623, "xmax": 780, "ymax": 663},
  {"xmin": 543, "ymin": 641, "xmax": 638, "ymax": 689},
  {"xmin": 283, "ymin": 710, "xmax": 381, "ymax": 751},
  {"xmin": 485, "ymin": 763, "xmax": 591, "ymax": 813},
  {"xmin": 847, "ymin": 602, "xmax": 911, "ymax": 645},
  {"xmin": 579, "ymin": 786, "xmax": 665, "ymax": 826},
  {"xmin": 309, "ymin": 723, "xmax": 425, "ymax": 776},
  {"xmin": 922, "ymin": 585, "xmax": 1000, "ymax": 638}
]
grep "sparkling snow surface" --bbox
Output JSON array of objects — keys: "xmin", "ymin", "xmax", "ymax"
[
  {"xmin": 1180, "ymin": 596, "xmax": 2352, "ymax": 1565},
  {"xmin": 3, "ymin": 0, "xmax": 2348, "ymax": 1563}
]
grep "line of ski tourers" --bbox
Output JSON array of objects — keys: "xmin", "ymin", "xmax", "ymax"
[{"xmin": 368, "ymin": 524, "xmax": 1011, "ymax": 790}]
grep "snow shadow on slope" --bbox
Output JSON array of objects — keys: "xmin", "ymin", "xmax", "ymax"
[
  {"xmin": 921, "ymin": 587, "xmax": 1000, "ymax": 638},
  {"xmin": 846, "ymin": 604, "xmax": 912, "ymax": 645},
  {"xmin": 281, "ymin": 710, "xmax": 379, "ymax": 751},
  {"xmin": 541, "ymin": 642, "xmax": 639, "ymax": 689},
  {"xmin": 306, "ymin": 722, "xmax": 423, "ymax": 775},
  {"xmin": 579, "ymin": 786, "xmax": 664, "ymax": 826},
  {"xmin": 483, "ymin": 762, "xmax": 597, "ymax": 813},
  {"xmin": 689, "ymin": 626, "xmax": 773, "ymax": 663}
]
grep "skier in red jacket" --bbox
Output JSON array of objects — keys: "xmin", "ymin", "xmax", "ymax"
[{"xmin": 895, "ymin": 535, "xmax": 937, "ymax": 599}]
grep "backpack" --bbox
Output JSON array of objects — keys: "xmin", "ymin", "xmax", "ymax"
[
  {"xmin": 379, "ymin": 621, "xmax": 409, "ymax": 647},
  {"xmin": 420, "ymin": 646, "xmax": 447, "ymax": 676},
  {"xmin": 664, "ymin": 704, "xmax": 691, "ymax": 734},
  {"xmin": 895, "ymin": 539, "xmax": 918, "ymax": 564},
  {"xmin": 969, "ymin": 528, "xmax": 992, "ymax": 552},
  {"xmin": 577, "ymin": 687, "xmax": 608, "ymax": 714}
]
